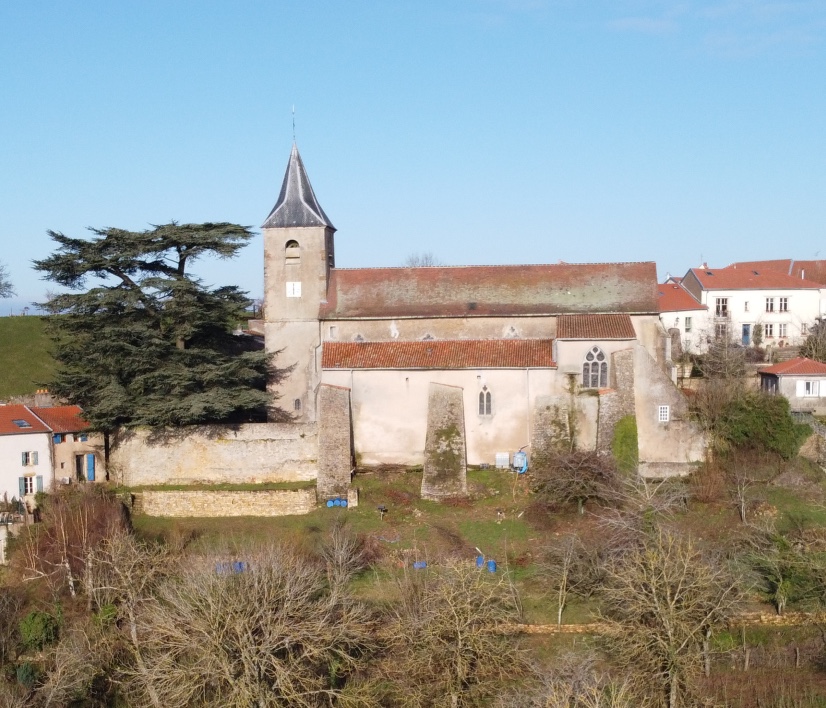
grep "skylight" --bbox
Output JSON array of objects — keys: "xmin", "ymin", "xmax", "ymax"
[{"xmin": 12, "ymin": 419, "xmax": 32, "ymax": 428}]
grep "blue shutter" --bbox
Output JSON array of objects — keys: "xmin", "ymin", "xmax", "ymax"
[
  {"xmin": 36, "ymin": 476, "xmax": 43, "ymax": 493},
  {"xmin": 32, "ymin": 451, "xmax": 38, "ymax": 466},
  {"xmin": 21, "ymin": 452, "xmax": 26, "ymax": 466},
  {"xmin": 86, "ymin": 454, "xmax": 96, "ymax": 482},
  {"xmin": 19, "ymin": 478, "xmax": 25, "ymax": 497}
]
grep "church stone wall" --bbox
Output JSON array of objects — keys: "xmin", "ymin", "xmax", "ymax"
[
  {"xmin": 421, "ymin": 383, "xmax": 467, "ymax": 500},
  {"xmin": 110, "ymin": 423, "xmax": 318, "ymax": 487},
  {"xmin": 317, "ymin": 385, "xmax": 353, "ymax": 497},
  {"xmin": 596, "ymin": 349, "xmax": 636, "ymax": 453},
  {"xmin": 633, "ymin": 344, "xmax": 706, "ymax": 477},
  {"xmin": 322, "ymin": 315, "xmax": 556, "ymax": 344}
]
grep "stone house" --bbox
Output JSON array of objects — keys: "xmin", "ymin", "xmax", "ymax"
[
  {"xmin": 31, "ymin": 405, "xmax": 103, "ymax": 483},
  {"xmin": 262, "ymin": 144, "xmax": 705, "ymax": 483},
  {"xmin": 760, "ymin": 357, "xmax": 826, "ymax": 414}
]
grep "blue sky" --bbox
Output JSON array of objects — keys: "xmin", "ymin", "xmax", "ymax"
[{"xmin": 2, "ymin": 0, "xmax": 825, "ymax": 313}]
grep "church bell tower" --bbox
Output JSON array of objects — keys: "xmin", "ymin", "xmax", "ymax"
[{"xmin": 262, "ymin": 144, "xmax": 335, "ymax": 422}]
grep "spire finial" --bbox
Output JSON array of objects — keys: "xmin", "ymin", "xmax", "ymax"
[{"xmin": 292, "ymin": 105, "xmax": 296, "ymax": 142}]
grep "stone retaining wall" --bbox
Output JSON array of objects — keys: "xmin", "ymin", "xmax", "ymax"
[
  {"xmin": 110, "ymin": 423, "xmax": 318, "ymax": 486},
  {"xmin": 136, "ymin": 489, "xmax": 317, "ymax": 517}
]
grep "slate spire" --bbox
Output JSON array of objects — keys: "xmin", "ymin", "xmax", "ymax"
[{"xmin": 262, "ymin": 144, "xmax": 335, "ymax": 230}]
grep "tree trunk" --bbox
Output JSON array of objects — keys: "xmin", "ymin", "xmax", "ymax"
[{"xmin": 703, "ymin": 626, "xmax": 712, "ymax": 677}]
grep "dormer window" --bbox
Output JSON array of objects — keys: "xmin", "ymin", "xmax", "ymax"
[{"xmin": 285, "ymin": 240, "xmax": 300, "ymax": 265}]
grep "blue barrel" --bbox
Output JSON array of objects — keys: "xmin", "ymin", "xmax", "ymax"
[
  {"xmin": 476, "ymin": 555, "xmax": 485, "ymax": 568},
  {"xmin": 413, "ymin": 561, "xmax": 427, "ymax": 570},
  {"xmin": 486, "ymin": 559, "xmax": 497, "ymax": 573},
  {"xmin": 333, "ymin": 498, "xmax": 342, "ymax": 507},
  {"xmin": 341, "ymin": 499, "xmax": 348, "ymax": 507},
  {"xmin": 326, "ymin": 500, "xmax": 335, "ymax": 508}
]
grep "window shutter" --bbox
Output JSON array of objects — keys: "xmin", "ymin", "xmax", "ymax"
[
  {"xmin": 796, "ymin": 381, "xmax": 806, "ymax": 397},
  {"xmin": 19, "ymin": 478, "xmax": 25, "ymax": 497},
  {"xmin": 36, "ymin": 476, "xmax": 43, "ymax": 493},
  {"xmin": 21, "ymin": 452, "xmax": 27, "ymax": 466},
  {"xmin": 32, "ymin": 451, "xmax": 38, "ymax": 466}
]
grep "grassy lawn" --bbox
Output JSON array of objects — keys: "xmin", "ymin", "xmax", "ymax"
[{"xmin": 0, "ymin": 316, "xmax": 55, "ymax": 399}]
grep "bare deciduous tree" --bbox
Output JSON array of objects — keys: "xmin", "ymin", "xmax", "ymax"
[
  {"xmin": 0, "ymin": 261, "xmax": 14, "ymax": 299},
  {"xmin": 403, "ymin": 252, "xmax": 443, "ymax": 267},
  {"xmin": 385, "ymin": 559, "xmax": 526, "ymax": 707},
  {"xmin": 124, "ymin": 544, "xmax": 375, "ymax": 707},
  {"xmin": 600, "ymin": 529, "xmax": 740, "ymax": 708},
  {"xmin": 541, "ymin": 534, "xmax": 602, "ymax": 626},
  {"xmin": 531, "ymin": 450, "xmax": 620, "ymax": 514}
]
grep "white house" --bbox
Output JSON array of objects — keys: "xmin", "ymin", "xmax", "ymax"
[
  {"xmin": 0, "ymin": 405, "xmax": 52, "ymax": 506},
  {"xmin": 759, "ymin": 357, "xmax": 826, "ymax": 414},
  {"xmin": 679, "ymin": 266, "xmax": 824, "ymax": 351},
  {"xmin": 658, "ymin": 281, "xmax": 708, "ymax": 355}
]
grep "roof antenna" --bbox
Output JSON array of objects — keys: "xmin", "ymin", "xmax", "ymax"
[{"xmin": 292, "ymin": 105, "xmax": 296, "ymax": 143}]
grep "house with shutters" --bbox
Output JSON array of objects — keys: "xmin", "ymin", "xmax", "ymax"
[
  {"xmin": 678, "ymin": 266, "xmax": 825, "ymax": 351},
  {"xmin": 259, "ymin": 144, "xmax": 705, "ymax": 480},
  {"xmin": 760, "ymin": 357, "xmax": 826, "ymax": 415},
  {"xmin": 0, "ymin": 405, "xmax": 52, "ymax": 505},
  {"xmin": 31, "ymin": 405, "xmax": 101, "ymax": 484},
  {"xmin": 0, "ymin": 404, "xmax": 102, "ymax": 507}
]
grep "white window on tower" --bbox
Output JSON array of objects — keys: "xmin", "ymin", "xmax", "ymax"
[
  {"xmin": 778, "ymin": 323, "xmax": 787, "ymax": 338},
  {"xmin": 765, "ymin": 297, "xmax": 775, "ymax": 312},
  {"xmin": 765, "ymin": 324, "xmax": 774, "ymax": 337},
  {"xmin": 779, "ymin": 297, "xmax": 788, "ymax": 312},
  {"xmin": 658, "ymin": 405, "xmax": 670, "ymax": 422},
  {"xmin": 286, "ymin": 282, "xmax": 302, "ymax": 298},
  {"xmin": 684, "ymin": 317, "xmax": 692, "ymax": 332}
]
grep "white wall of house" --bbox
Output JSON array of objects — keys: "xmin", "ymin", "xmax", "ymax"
[
  {"xmin": 0, "ymin": 432, "xmax": 52, "ymax": 505},
  {"xmin": 765, "ymin": 375, "xmax": 826, "ymax": 414},
  {"xmin": 687, "ymin": 288, "xmax": 822, "ymax": 350},
  {"xmin": 659, "ymin": 308, "xmax": 710, "ymax": 355}
]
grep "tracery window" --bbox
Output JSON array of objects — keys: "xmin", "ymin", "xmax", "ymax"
[
  {"xmin": 478, "ymin": 386, "xmax": 492, "ymax": 416},
  {"xmin": 582, "ymin": 346, "xmax": 608, "ymax": 388}
]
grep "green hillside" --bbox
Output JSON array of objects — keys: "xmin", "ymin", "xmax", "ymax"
[{"xmin": 0, "ymin": 316, "xmax": 56, "ymax": 399}]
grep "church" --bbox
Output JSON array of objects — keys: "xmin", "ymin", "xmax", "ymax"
[{"xmin": 261, "ymin": 145, "xmax": 704, "ymax": 483}]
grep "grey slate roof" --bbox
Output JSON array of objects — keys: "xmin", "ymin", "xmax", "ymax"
[{"xmin": 262, "ymin": 144, "xmax": 335, "ymax": 230}]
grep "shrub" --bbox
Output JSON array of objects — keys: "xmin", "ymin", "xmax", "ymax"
[
  {"xmin": 718, "ymin": 392, "xmax": 811, "ymax": 459},
  {"xmin": 612, "ymin": 415, "xmax": 639, "ymax": 474},
  {"xmin": 19, "ymin": 610, "xmax": 59, "ymax": 651}
]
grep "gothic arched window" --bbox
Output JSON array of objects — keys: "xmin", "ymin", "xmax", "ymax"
[
  {"xmin": 478, "ymin": 386, "xmax": 492, "ymax": 416},
  {"xmin": 582, "ymin": 347, "xmax": 608, "ymax": 388}
]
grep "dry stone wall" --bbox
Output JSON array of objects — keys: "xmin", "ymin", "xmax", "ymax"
[
  {"xmin": 136, "ymin": 489, "xmax": 317, "ymax": 517},
  {"xmin": 110, "ymin": 423, "xmax": 318, "ymax": 486},
  {"xmin": 421, "ymin": 383, "xmax": 467, "ymax": 500}
]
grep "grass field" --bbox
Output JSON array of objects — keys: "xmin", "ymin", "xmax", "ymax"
[{"xmin": 0, "ymin": 316, "xmax": 55, "ymax": 399}]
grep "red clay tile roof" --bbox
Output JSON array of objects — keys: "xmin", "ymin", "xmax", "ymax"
[
  {"xmin": 658, "ymin": 282, "xmax": 705, "ymax": 313},
  {"xmin": 0, "ymin": 405, "xmax": 51, "ymax": 436},
  {"xmin": 726, "ymin": 260, "xmax": 826, "ymax": 287},
  {"xmin": 322, "ymin": 339, "xmax": 555, "ymax": 369},
  {"xmin": 30, "ymin": 406, "xmax": 90, "ymax": 434},
  {"xmin": 556, "ymin": 314, "xmax": 636, "ymax": 340},
  {"xmin": 759, "ymin": 357, "xmax": 826, "ymax": 376},
  {"xmin": 320, "ymin": 262, "xmax": 658, "ymax": 319},
  {"xmin": 687, "ymin": 267, "xmax": 822, "ymax": 290}
]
